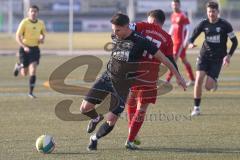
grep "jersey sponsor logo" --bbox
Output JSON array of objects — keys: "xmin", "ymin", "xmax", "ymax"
[
  {"xmin": 112, "ymin": 50, "xmax": 130, "ymax": 61},
  {"xmin": 112, "ymin": 40, "xmax": 134, "ymax": 62},
  {"xmin": 206, "ymin": 35, "xmax": 220, "ymax": 43},
  {"xmin": 216, "ymin": 27, "xmax": 221, "ymax": 32}
]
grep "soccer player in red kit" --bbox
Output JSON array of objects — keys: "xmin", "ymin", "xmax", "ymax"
[
  {"xmin": 126, "ymin": 9, "xmax": 181, "ymax": 149},
  {"xmin": 167, "ymin": 0, "xmax": 195, "ymax": 86}
]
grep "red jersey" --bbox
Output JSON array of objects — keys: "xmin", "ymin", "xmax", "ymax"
[
  {"xmin": 129, "ymin": 22, "xmax": 173, "ymax": 104},
  {"xmin": 130, "ymin": 22, "xmax": 173, "ymax": 86},
  {"xmin": 134, "ymin": 22, "xmax": 173, "ymax": 58},
  {"xmin": 170, "ymin": 11, "xmax": 190, "ymax": 44}
]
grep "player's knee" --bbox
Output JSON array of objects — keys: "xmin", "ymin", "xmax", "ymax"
[
  {"xmin": 21, "ymin": 71, "xmax": 28, "ymax": 76},
  {"xmin": 106, "ymin": 118, "xmax": 117, "ymax": 126},
  {"xmin": 80, "ymin": 100, "xmax": 94, "ymax": 113},
  {"xmin": 106, "ymin": 112, "xmax": 118, "ymax": 126},
  {"xmin": 205, "ymin": 83, "xmax": 213, "ymax": 91}
]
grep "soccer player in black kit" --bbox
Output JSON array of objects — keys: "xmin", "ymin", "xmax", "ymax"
[
  {"xmin": 188, "ymin": 1, "xmax": 238, "ymax": 116},
  {"xmin": 79, "ymin": 13, "xmax": 187, "ymax": 151}
]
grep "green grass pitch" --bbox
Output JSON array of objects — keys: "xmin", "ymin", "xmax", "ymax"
[
  {"xmin": 0, "ymin": 32, "xmax": 239, "ymax": 50},
  {"xmin": 0, "ymin": 53, "xmax": 240, "ymax": 160}
]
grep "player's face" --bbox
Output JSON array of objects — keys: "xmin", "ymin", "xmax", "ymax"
[
  {"xmin": 28, "ymin": 8, "xmax": 38, "ymax": 21},
  {"xmin": 112, "ymin": 24, "xmax": 129, "ymax": 40},
  {"xmin": 207, "ymin": 7, "xmax": 219, "ymax": 23},
  {"xmin": 171, "ymin": 1, "xmax": 180, "ymax": 12}
]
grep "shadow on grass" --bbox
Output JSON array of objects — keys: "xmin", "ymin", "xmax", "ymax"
[
  {"xmin": 139, "ymin": 147, "xmax": 240, "ymax": 154},
  {"xmin": 197, "ymin": 113, "xmax": 240, "ymax": 117},
  {"xmin": 51, "ymin": 151, "xmax": 97, "ymax": 155}
]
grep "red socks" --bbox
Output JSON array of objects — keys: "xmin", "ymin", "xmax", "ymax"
[
  {"xmin": 127, "ymin": 98, "xmax": 137, "ymax": 128},
  {"xmin": 127, "ymin": 110, "xmax": 146, "ymax": 142}
]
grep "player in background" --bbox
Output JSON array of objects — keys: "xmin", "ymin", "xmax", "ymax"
[
  {"xmin": 14, "ymin": 5, "xmax": 46, "ymax": 98},
  {"xmin": 167, "ymin": 0, "xmax": 195, "ymax": 86},
  {"xmin": 126, "ymin": 9, "xmax": 181, "ymax": 150},
  {"xmin": 188, "ymin": 1, "xmax": 238, "ymax": 116}
]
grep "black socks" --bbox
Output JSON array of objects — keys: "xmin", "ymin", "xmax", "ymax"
[
  {"xmin": 29, "ymin": 75, "xmax": 36, "ymax": 94},
  {"xmin": 194, "ymin": 98, "xmax": 201, "ymax": 107},
  {"xmin": 82, "ymin": 109, "xmax": 98, "ymax": 119}
]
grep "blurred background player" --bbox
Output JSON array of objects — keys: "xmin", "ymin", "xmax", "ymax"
[
  {"xmin": 188, "ymin": 1, "xmax": 238, "ymax": 116},
  {"xmin": 14, "ymin": 5, "xmax": 46, "ymax": 98},
  {"xmin": 167, "ymin": 0, "xmax": 195, "ymax": 86},
  {"xmin": 126, "ymin": 9, "xmax": 181, "ymax": 150}
]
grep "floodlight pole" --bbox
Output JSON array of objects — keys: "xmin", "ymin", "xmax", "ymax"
[
  {"xmin": 127, "ymin": 0, "xmax": 135, "ymax": 22},
  {"xmin": 69, "ymin": 0, "xmax": 74, "ymax": 54},
  {"xmin": 8, "ymin": 0, "xmax": 13, "ymax": 35},
  {"xmin": 23, "ymin": 0, "xmax": 30, "ymax": 17}
]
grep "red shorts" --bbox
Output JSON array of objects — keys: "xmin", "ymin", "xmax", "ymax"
[
  {"xmin": 173, "ymin": 43, "xmax": 186, "ymax": 59},
  {"xmin": 129, "ymin": 85, "xmax": 157, "ymax": 105},
  {"xmin": 127, "ymin": 57, "xmax": 160, "ymax": 105}
]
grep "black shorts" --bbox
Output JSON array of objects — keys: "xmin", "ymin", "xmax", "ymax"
[
  {"xmin": 196, "ymin": 56, "xmax": 223, "ymax": 81},
  {"xmin": 19, "ymin": 46, "xmax": 40, "ymax": 68},
  {"xmin": 84, "ymin": 72, "xmax": 130, "ymax": 116}
]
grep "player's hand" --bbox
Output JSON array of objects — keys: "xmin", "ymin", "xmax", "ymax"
[
  {"xmin": 23, "ymin": 46, "xmax": 30, "ymax": 53},
  {"xmin": 38, "ymin": 38, "xmax": 44, "ymax": 44},
  {"xmin": 223, "ymin": 55, "xmax": 231, "ymax": 67},
  {"xmin": 188, "ymin": 43, "xmax": 197, "ymax": 49},
  {"xmin": 176, "ymin": 76, "xmax": 187, "ymax": 91}
]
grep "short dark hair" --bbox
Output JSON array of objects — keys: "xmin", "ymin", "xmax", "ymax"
[
  {"xmin": 147, "ymin": 9, "xmax": 166, "ymax": 24},
  {"xmin": 110, "ymin": 13, "xmax": 129, "ymax": 26},
  {"xmin": 29, "ymin": 5, "xmax": 39, "ymax": 11},
  {"xmin": 173, "ymin": 0, "xmax": 180, "ymax": 3},
  {"xmin": 206, "ymin": 1, "xmax": 219, "ymax": 10}
]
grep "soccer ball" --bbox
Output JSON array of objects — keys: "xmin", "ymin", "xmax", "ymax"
[{"xmin": 35, "ymin": 135, "xmax": 55, "ymax": 154}]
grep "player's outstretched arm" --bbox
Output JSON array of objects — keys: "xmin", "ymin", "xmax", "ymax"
[{"xmin": 154, "ymin": 50, "xmax": 187, "ymax": 90}]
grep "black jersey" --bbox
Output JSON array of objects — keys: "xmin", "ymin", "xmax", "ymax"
[
  {"xmin": 189, "ymin": 18, "xmax": 236, "ymax": 59},
  {"xmin": 107, "ymin": 31, "xmax": 158, "ymax": 79}
]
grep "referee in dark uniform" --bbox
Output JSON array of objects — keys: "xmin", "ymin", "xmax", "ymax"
[
  {"xmin": 188, "ymin": 1, "xmax": 238, "ymax": 116},
  {"xmin": 14, "ymin": 5, "xmax": 46, "ymax": 98},
  {"xmin": 79, "ymin": 13, "xmax": 186, "ymax": 151}
]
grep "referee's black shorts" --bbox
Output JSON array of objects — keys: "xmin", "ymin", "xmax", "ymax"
[
  {"xmin": 196, "ymin": 56, "xmax": 223, "ymax": 81},
  {"xmin": 19, "ymin": 46, "xmax": 40, "ymax": 68},
  {"xmin": 84, "ymin": 72, "xmax": 130, "ymax": 116}
]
